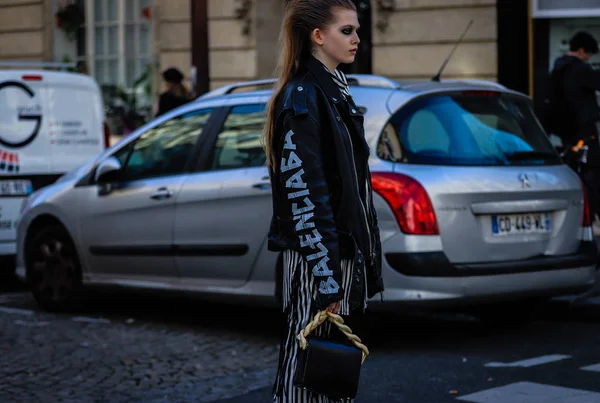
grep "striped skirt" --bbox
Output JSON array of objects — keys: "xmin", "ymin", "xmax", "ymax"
[{"xmin": 272, "ymin": 250, "xmax": 367, "ymax": 403}]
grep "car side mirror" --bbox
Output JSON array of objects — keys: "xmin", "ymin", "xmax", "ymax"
[{"xmin": 95, "ymin": 157, "xmax": 122, "ymax": 184}]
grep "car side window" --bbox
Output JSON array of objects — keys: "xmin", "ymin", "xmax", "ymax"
[
  {"xmin": 377, "ymin": 122, "xmax": 403, "ymax": 162},
  {"xmin": 205, "ymin": 104, "xmax": 266, "ymax": 171},
  {"xmin": 122, "ymin": 108, "xmax": 213, "ymax": 181},
  {"xmin": 113, "ymin": 142, "xmax": 134, "ymax": 166}
]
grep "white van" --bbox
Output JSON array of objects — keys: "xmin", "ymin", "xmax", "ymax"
[{"xmin": 0, "ymin": 65, "xmax": 108, "ymax": 273}]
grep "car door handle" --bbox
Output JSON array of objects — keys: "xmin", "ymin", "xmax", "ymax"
[
  {"xmin": 150, "ymin": 187, "xmax": 173, "ymax": 200},
  {"xmin": 252, "ymin": 182, "xmax": 271, "ymax": 190},
  {"xmin": 252, "ymin": 175, "xmax": 271, "ymax": 190}
]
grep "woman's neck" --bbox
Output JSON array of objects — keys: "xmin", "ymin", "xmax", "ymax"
[{"xmin": 311, "ymin": 51, "xmax": 338, "ymax": 73}]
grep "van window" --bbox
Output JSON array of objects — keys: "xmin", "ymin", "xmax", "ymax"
[
  {"xmin": 206, "ymin": 104, "xmax": 266, "ymax": 171},
  {"xmin": 378, "ymin": 92, "xmax": 562, "ymax": 166},
  {"xmin": 122, "ymin": 108, "xmax": 213, "ymax": 181}
]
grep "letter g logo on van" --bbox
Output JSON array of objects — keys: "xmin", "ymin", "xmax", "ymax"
[{"xmin": 0, "ymin": 81, "xmax": 42, "ymax": 149}]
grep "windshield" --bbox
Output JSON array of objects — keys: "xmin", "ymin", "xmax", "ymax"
[{"xmin": 378, "ymin": 92, "xmax": 562, "ymax": 166}]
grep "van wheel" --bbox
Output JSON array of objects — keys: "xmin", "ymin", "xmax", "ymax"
[{"xmin": 26, "ymin": 225, "xmax": 82, "ymax": 312}]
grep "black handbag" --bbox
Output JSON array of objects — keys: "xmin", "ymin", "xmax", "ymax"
[{"xmin": 293, "ymin": 310, "xmax": 369, "ymax": 400}]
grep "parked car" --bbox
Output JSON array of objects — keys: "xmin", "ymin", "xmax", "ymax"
[
  {"xmin": 0, "ymin": 65, "xmax": 109, "ymax": 275},
  {"xmin": 15, "ymin": 75, "xmax": 597, "ymax": 319}
]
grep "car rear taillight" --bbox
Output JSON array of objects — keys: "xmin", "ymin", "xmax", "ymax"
[
  {"xmin": 22, "ymin": 75, "xmax": 42, "ymax": 81},
  {"xmin": 582, "ymin": 180, "xmax": 592, "ymax": 227},
  {"xmin": 103, "ymin": 121, "xmax": 111, "ymax": 149},
  {"xmin": 371, "ymin": 172, "xmax": 439, "ymax": 235}
]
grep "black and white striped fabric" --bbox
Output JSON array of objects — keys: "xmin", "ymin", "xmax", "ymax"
[
  {"xmin": 322, "ymin": 64, "xmax": 352, "ymax": 99},
  {"xmin": 280, "ymin": 250, "xmax": 365, "ymax": 316},
  {"xmin": 272, "ymin": 250, "xmax": 366, "ymax": 403}
]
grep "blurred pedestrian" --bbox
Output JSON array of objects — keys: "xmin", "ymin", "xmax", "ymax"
[
  {"xmin": 156, "ymin": 67, "xmax": 191, "ymax": 117},
  {"xmin": 543, "ymin": 31, "xmax": 600, "ymax": 217},
  {"xmin": 544, "ymin": 31, "xmax": 600, "ymax": 149},
  {"xmin": 263, "ymin": 0, "xmax": 384, "ymax": 401}
]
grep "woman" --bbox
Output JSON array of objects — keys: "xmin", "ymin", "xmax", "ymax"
[
  {"xmin": 156, "ymin": 67, "xmax": 191, "ymax": 117},
  {"xmin": 264, "ymin": 1, "xmax": 384, "ymax": 401}
]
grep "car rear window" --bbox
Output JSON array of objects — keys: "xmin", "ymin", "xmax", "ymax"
[{"xmin": 378, "ymin": 91, "xmax": 562, "ymax": 166}]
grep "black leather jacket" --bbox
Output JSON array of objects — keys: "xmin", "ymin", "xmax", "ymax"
[{"xmin": 267, "ymin": 56, "xmax": 384, "ymax": 312}]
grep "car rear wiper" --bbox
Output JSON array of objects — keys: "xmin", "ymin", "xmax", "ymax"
[{"xmin": 504, "ymin": 151, "xmax": 559, "ymax": 161}]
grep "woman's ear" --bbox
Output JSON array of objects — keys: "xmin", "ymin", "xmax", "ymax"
[{"xmin": 312, "ymin": 28, "xmax": 324, "ymax": 46}]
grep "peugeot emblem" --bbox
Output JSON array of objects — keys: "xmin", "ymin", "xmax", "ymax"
[{"xmin": 518, "ymin": 173, "xmax": 531, "ymax": 188}]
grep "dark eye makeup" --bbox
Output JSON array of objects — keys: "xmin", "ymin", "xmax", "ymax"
[{"xmin": 341, "ymin": 26, "xmax": 359, "ymax": 35}]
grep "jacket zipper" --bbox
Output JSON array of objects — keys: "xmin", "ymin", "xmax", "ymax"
[
  {"xmin": 365, "ymin": 176, "xmax": 376, "ymax": 253},
  {"xmin": 337, "ymin": 112, "xmax": 372, "ymax": 259}
]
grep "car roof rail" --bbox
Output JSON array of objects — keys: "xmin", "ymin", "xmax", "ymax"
[
  {"xmin": 196, "ymin": 78, "xmax": 278, "ymax": 100},
  {"xmin": 0, "ymin": 61, "xmax": 77, "ymax": 70},
  {"xmin": 346, "ymin": 74, "xmax": 401, "ymax": 89},
  {"xmin": 196, "ymin": 73, "xmax": 403, "ymax": 101},
  {"xmin": 443, "ymin": 78, "xmax": 507, "ymax": 90}
]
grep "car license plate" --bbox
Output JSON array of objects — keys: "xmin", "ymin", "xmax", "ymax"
[
  {"xmin": 0, "ymin": 180, "xmax": 33, "ymax": 197},
  {"xmin": 491, "ymin": 213, "xmax": 551, "ymax": 236}
]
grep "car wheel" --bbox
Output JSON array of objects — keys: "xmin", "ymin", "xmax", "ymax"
[{"xmin": 26, "ymin": 225, "xmax": 82, "ymax": 312}]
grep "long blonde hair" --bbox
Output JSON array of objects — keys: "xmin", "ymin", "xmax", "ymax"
[{"xmin": 263, "ymin": 0, "xmax": 356, "ymax": 169}]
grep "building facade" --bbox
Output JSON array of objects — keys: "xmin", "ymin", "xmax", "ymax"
[
  {"xmin": 2, "ymin": 0, "xmax": 598, "ymax": 132},
  {"xmin": 0, "ymin": 0, "xmax": 498, "ymax": 87}
]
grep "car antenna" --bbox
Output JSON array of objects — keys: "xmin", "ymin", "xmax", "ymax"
[{"xmin": 431, "ymin": 20, "xmax": 474, "ymax": 82}]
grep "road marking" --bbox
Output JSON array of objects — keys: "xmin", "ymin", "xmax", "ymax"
[
  {"xmin": 0, "ymin": 306, "xmax": 34, "ymax": 316},
  {"xmin": 581, "ymin": 363, "xmax": 600, "ymax": 372},
  {"xmin": 484, "ymin": 354, "xmax": 571, "ymax": 368},
  {"xmin": 457, "ymin": 381, "xmax": 600, "ymax": 402},
  {"xmin": 72, "ymin": 316, "xmax": 111, "ymax": 324}
]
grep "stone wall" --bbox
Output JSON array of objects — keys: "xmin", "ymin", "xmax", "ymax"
[
  {"xmin": 372, "ymin": 0, "xmax": 498, "ymax": 81},
  {"xmin": 0, "ymin": 0, "xmax": 51, "ymax": 64},
  {"xmin": 154, "ymin": 0, "xmax": 260, "ymax": 92},
  {"xmin": 208, "ymin": 0, "xmax": 257, "ymax": 89},
  {"xmin": 155, "ymin": 0, "xmax": 191, "ymax": 91}
]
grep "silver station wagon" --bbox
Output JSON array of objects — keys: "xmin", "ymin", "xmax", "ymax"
[{"xmin": 15, "ymin": 75, "xmax": 598, "ymax": 319}]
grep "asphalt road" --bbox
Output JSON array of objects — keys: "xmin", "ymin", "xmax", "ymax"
[
  {"xmin": 2, "ymin": 275, "xmax": 600, "ymax": 403},
  {"xmin": 214, "ymin": 297, "xmax": 600, "ymax": 403}
]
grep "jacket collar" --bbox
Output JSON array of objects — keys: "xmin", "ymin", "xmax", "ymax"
[{"xmin": 306, "ymin": 55, "xmax": 344, "ymax": 104}]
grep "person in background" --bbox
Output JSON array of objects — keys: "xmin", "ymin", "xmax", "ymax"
[
  {"xmin": 544, "ymin": 31, "xmax": 600, "ymax": 218},
  {"xmin": 156, "ymin": 67, "xmax": 191, "ymax": 117}
]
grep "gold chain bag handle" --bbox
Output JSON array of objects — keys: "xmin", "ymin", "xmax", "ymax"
[{"xmin": 297, "ymin": 310, "xmax": 369, "ymax": 364}]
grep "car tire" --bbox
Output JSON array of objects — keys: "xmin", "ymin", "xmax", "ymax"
[{"xmin": 26, "ymin": 225, "xmax": 82, "ymax": 312}]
